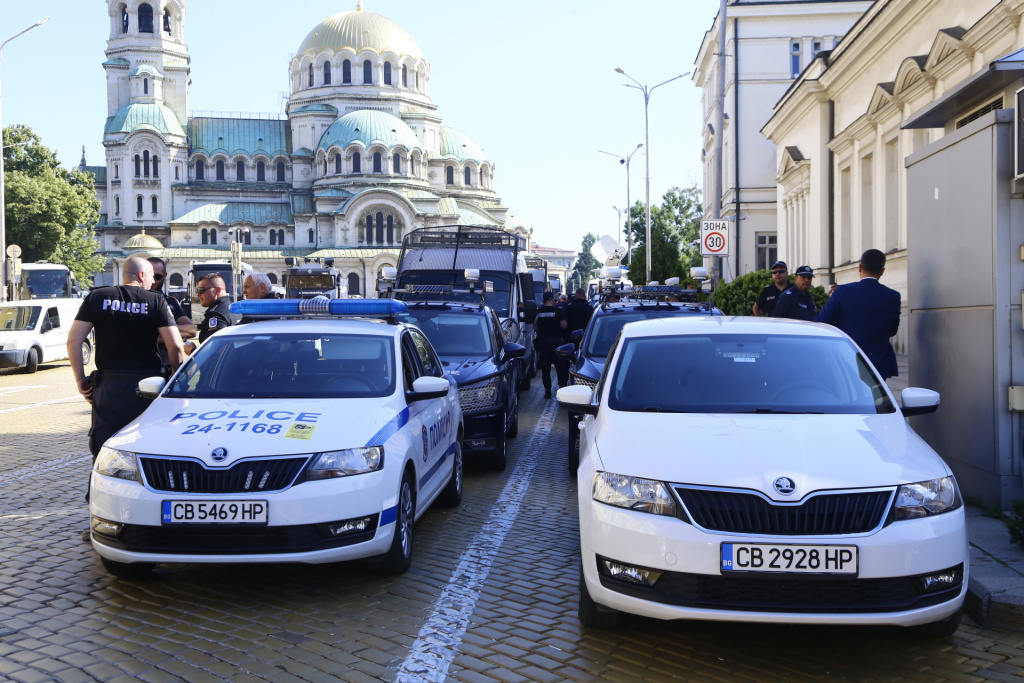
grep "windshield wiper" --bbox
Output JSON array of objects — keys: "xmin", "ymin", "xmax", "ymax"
[{"xmin": 740, "ymin": 408, "xmax": 825, "ymax": 414}]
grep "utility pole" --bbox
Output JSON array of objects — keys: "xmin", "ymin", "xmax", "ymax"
[{"xmin": 713, "ymin": 0, "xmax": 728, "ymax": 287}]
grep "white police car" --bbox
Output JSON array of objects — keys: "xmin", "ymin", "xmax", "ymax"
[
  {"xmin": 560, "ymin": 317, "xmax": 968, "ymax": 637},
  {"xmin": 88, "ymin": 298, "xmax": 463, "ymax": 578}
]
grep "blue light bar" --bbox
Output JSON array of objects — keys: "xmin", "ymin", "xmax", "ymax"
[{"xmin": 231, "ymin": 298, "xmax": 408, "ymax": 317}]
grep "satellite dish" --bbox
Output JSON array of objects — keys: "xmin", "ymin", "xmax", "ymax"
[{"xmin": 590, "ymin": 235, "xmax": 627, "ymax": 267}]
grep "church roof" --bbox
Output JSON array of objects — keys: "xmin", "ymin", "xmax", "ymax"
[
  {"xmin": 169, "ymin": 202, "xmax": 293, "ymax": 226},
  {"xmin": 292, "ymin": 104, "xmax": 339, "ymax": 115},
  {"xmin": 131, "ymin": 64, "xmax": 161, "ymax": 77},
  {"xmin": 318, "ymin": 110, "xmax": 422, "ymax": 152},
  {"xmin": 105, "ymin": 103, "xmax": 185, "ymax": 138},
  {"xmin": 297, "ymin": 9, "xmax": 423, "ymax": 61},
  {"xmin": 189, "ymin": 118, "xmax": 291, "ymax": 158},
  {"xmin": 81, "ymin": 165, "xmax": 107, "ymax": 183},
  {"xmin": 438, "ymin": 126, "xmax": 487, "ymax": 162},
  {"xmin": 455, "ymin": 201, "xmax": 501, "ymax": 226},
  {"xmin": 155, "ymin": 247, "xmax": 399, "ymax": 261}
]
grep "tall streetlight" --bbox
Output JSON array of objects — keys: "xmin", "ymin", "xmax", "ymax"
[
  {"xmin": 0, "ymin": 16, "xmax": 49, "ymax": 302},
  {"xmin": 615, "ymin": 68, "xmax": 689, "ymax": 283},
  {"xmin": 598, "ymin": 143, "xmax": 642, "ymax": 263},
  {"xmin": 611, "ymin": 206, "xmax": 623, "ymax": 245}
]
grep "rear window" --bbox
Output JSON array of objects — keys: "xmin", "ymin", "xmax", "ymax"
[
  {"xmin": 585, "ymin": 308, "xmax": 707, "ymax": 358},
  {"xmin": 396, "ymin": 309, "xmax": 493, "ymax": 357}
]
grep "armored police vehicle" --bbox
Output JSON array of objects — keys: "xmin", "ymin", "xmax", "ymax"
[
  {"xmin": 283, "ymin": 257, "xmax": 343, "ymax": 299},
  {"xmin": 16, "ymin": 262, "xmax": 78, "ymax": 300}
]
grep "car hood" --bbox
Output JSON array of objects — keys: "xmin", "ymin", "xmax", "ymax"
[
  {"xmin": 105, "ymin": 397, "xmax": 402, "ymax": 465},
  {"xmin": 574, "ymin": 356, "xmax": 606, "ymax": 382},
  {"xmin": 441, "ymin": 355, "xmax": 499, "ymax": 384},
  {"xmin": 591, "ymin": 412, "xmax": 951, "ymax": 501}
]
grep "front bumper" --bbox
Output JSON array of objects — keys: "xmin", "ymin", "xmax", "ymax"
[
  {"xmin": 580, "ymin": 498, "xmax": 969, "ymax": 626},
  {"xmin": 462, "ymin": 410, "xmax": 504, "ymax": 452},
  {"xmin": 89, "ymin": 469, "xmax": 397, "ymax": 565},
  {"xmin": 0, "ymin": 349, "xmax": 27, "ymax": 368}
]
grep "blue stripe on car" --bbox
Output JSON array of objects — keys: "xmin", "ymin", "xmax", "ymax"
[
  {"xmin": 419, "ymin": 442, "xmax": 456, "ymax": 490},
  {"xmin": 380, "ymin": 505, "xmax": 398, "ymax": 526}
]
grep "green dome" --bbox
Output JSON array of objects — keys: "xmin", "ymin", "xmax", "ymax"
[
  {"xmin": 104, "ymin": 103, "xmax": 185, "ymax": 137},
  {"xmin": 297, "ymin": 8, "xmax": 423, "ymax": 60},
  {"xmin": 318, "ymin": 110, "xmax": 422, "ymax": 152},
  {"xmin": 130, "ymin": 64, "xmax": 161, "ymax": 77},
  {"xmin": 439, "ymin": 126, "xmax": 486, "ymax": 162}
]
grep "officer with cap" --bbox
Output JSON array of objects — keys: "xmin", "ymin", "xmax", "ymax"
[
  {"xmin": 185, "ymin": 273, "xmax": 241, "ymax": 354},
  {"xmin": 772, "ymin": 266, "xmax": 818, "ymax": 321},
  {"xmin": 753, "ymin": 260, "xmax": 792, "ymax": 317},
  {"xmin": 534, "ymin": 291, "xmax": 567, "ymax": 398}
]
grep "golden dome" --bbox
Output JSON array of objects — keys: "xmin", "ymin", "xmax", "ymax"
[
  {"xmin": 123, "ymin": 231, "xmax": 164, "ymax": 254},
  {"xmin": 297, "ymin": 7, "xmax": 423, "ymax": 60}
]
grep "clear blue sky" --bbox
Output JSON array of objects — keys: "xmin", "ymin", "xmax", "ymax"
[{"xmin": 2, "ymin": 0, "xmax": 722, "ymax": 252}]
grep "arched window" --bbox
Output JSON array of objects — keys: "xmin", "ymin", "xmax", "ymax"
[
  {"xmin": 465, "ymin": 167, "xmax": 472, "ymax": 186},
  {"xmin": 480, "ymin": 168, "xmax": 485, "ymax": 187},
  {"xmin": 416, "ymin": 71, "xmax": 420, "ymax": 89},
  {"xmin": 243, "ymin": 231, "xmax": 251, "ymax": 245},
  {"xmin": 138, "ymin": 4, "xmax": 154, "ymax": 33},
  {"xmin": 257, "ymin": 161, "xmax": 265, "ymax": 181},
  {"xmin": 151, "ymin": 196, "xmax": 158, "ymax": 213},
  {"xmin": 236, "ymin": 160, "xmax": 245, "ymax": 181},
  {"xmin": 308, "ymin": 228, "xmax": 315, "ymax": 244},
  {"xmin": 335, "ymin": 154, "xmax": 341, "ymax": 174},
  {"xmin": 276, "ymin": 161, "xmax": 285, "ymax": 182},
  {"xmin": 269, "ymin": 230, "xmax": 276, "ymax": 246},
  {"xmin": 216, "ymin": 160, "xmax": 225, "ymax": 180},
  {"xmin": 114, "ymin": 196, "xmax": 120, "ymax": 215},
  {"xmin": 136, "ymin": 195, "xmax": 143, "ymax": 214},
  {"xmin": 174, "ymin": 165, "xmax": 179, "ymax": 180},
  {"xmin": 308, "ymin": 64, "xmax": 314, "ymax": 87},
  {"xmin": 114, "ymin": 164, "xmax": 119, "ymax": 179},
  {"xmin": 348, "ymin": 273, "xmax": 360, "ymax": 296},
  {"xmin": 143, "ymin": 150, "xmax": 150, "ymax": 177},
  {"xmin": 365, "ymin": 215, "xmax": 373, "ymax": 244},
  {"xmin": 376, "ymin": 212, "xmax": 384, "ymax": 244},
  {"xmin": 267, "ymin": 273, "xmax": 278, "ymax": 285},
  {"xmin": 210, "ymin": 230, "xmax": 217, "ymax": 245},
  {"xmin": 402, "ymin": 64, "xmax": 408, "ymax": 87},
  {"xmin": 196, "ymin": 160, "xmax": 205, "ymax": 180},
  {"xmin": 387, "ymin": 215, "xmax": 394, "ymax": 244},
  {"xmin": 163, "ymin": 9, "xmax": 172, "ymax": 36},
  {"xmin": 393, "ymin": 153, "xmax": 401, "ymax": 174},
  {"xmin": 384, "ymin": 62, "xmax": 392, "ymax": 85},
  {"xmin": 352, "ymin": 152, "xmax": 361, "ymax": 173},
  {"xmin": 446, "ymin": 166, "xmax": 454, "ymax": 185},
  {"xmin": 201, "ymin": 228, "xmax": 208, "ymax": 244},
  {"xmin": 121, "ymin": 6, "xmax": 129, "ymax": 33},
  {"xmin": 363, "ymin": 60, "xmax": 372, "ymax": 84},
  {"xmin": 170, "ymin": 273, "xmax": 183, "ymax": 287},
  {"xmin": 323, "ymin": 157, "xmax": 328, "ymax": 175},
  {"xmin": 373, "ymin": 152, "xmax": 382, "ymax": 173},
  {"xmin": 143, "ymin": 78, "xmax": 148, "ymax": 95},
  {"xmin": 152, "ymin": 156, "xmax": 159, "ymax": 178},
  {"xmin": 277, "ymin": 229, "xmax": 285, "ymax": 244},
  {"xmin": 134, "ymin": 155, "xmax": 141, "ymax": 177},
  {"xmin": 323, "ymin": 61, "xmax": 332, "ymax": 85},
  {"xmin": 343, "ymin": 60, "xmax": 351, "ymax": 83}
]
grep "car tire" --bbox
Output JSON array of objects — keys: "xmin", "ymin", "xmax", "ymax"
[
  {"xmin": 381, "ymin": 473, "xmax": 415, "ymax": 574},
  {"xmin": 487, "ymin": 428, "xmax": 507, "ymax": 471},
  {"xmin": 81, "ymin": 341, "xmax": 92, "ymax": 367},
  {"xmin": 906, "ymin": 608, "xmax": 962, "ymax": 639},
  {"xmin": 100, "ymin": 556, "xmax": 155, "ymax": 580},
  {"xmin": 437, "ymin": 437, "xmax": 463, "ymax": 508},
  {"xmin": 567, "ymin": 416, "xmax": 580, "ymax": 474},
  {"xmin": 506, "ymin": 382, "xmax": 519, "ymax": 438},
  {"xmin": 579, "ymin": 563, "xmax": 622, "ymax": 628},
  {"xmin": 24, "ymin": 347, "xmax": 39, "ymax": 374}
]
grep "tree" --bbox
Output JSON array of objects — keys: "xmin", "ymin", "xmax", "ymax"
[
  {"xmin": 569, "ymin": 232, "xmax": 600, "ymax": 292},
  {"xmin": 3, "ymin": 125, "xmax": 103, "ymax": 285},
  {"xmin": 625, "ymin": 185, "xmax": 703, "ymax": 284}
]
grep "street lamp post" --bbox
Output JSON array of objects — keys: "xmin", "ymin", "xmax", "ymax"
[
  {"xmin": 615, "ymin": 68, "xmax": 689, "ymax": 283},
  {"xmin": 611, "ymin": 206, "xmax": 623, "ymax": 245},
  {"xmin": 598, "ymin": 143, "xmax": 642, "ymax": 264},
  {"xmin": 0, "ymin": 16, "xmax": 49, "ymax": 302}
]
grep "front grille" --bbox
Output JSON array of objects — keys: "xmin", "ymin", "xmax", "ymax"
[
  {"xmin": 458, "ymin": 378, "xmax": 501, "ymax": 412},
  {"xmin": 674, "ymin": 486, "xmax": 893, "ymax": 535},
  {"xmin": 139, "ymin": 456, "xmax": 309, "ymax": 494},
  {"xmin": 570, "ymin": 374, "xmax": 597, "ymax": 391},
  {"xmin": 599, "ymin": 564, "xmax": 963, "ymax": 614}
]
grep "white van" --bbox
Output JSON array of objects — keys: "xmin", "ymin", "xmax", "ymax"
[{"xmin": 0, "ymin": 299, "xmax": 91, "ymax": 373}]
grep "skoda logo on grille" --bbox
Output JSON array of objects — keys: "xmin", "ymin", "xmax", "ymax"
[
  {"xmin": 211, "ymin": 447, "xmax": 228, "ymax": 462},
  {"xmin": 774, "ymin": 476, "xmax": 796, "ymax": 495}
]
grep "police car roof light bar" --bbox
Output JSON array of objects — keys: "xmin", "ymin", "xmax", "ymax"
[{"xmin": 231, "ymin": 298, "xmax": 408, "ymax": 318}]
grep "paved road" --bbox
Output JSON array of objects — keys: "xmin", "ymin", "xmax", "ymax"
[{"xmin": 1, "ymin": 361, "xmax": 1023, "ymax": 683}]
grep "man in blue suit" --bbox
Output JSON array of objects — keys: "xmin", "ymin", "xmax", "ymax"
[{"xmin": 815, "ymin": 249, "xmax": 901, "ymax": 379}]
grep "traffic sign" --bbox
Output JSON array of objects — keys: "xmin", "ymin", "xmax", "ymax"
[
  {"xmin": 6, "ymin": 244, "xmax": 21, "ymax": 259},
  {"xmin": 700, "ymin": 220, "xmax": 730, "ymax": 257}
]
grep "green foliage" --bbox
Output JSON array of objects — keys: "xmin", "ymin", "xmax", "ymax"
[
  {"xmin": 569, "ymin": 233, "xmax": 601, "ymax": 292},
  {"xmin": 711, "ymin": 269, "xmax": 828, "ymax": 316},
  {"xmin": 1007, "ymin": 499, "xmax": 1024, "ymax": 548},
  {"xmin": 3, "ymin": 125, "xmax": 102, "ymax": 285},
  {"xmin": 625, "ymin": 185, "xmax": 703, "ymax": 284}
]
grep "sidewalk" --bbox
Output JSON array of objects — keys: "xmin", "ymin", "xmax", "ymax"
[{"xmin": 888, "ymin": 353, "xmax": 1024, "ymax": 631}]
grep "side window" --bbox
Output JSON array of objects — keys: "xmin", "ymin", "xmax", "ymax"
[
  {"xmin": 46, "ymin": 308, "xmax": 60, "ymax": 329},
  {"xmin": 490, "ymin": 311, "xmax": 505, "ymax": 352},
  {"xmin": 410, "ymin": 330, "xmax": 442, "ymax": 377},
  {"xmin": 594, "ymin": 331, "xmax": 623, "ymax": 402},
  {"xmin": 400, "ymin": 334, "xmax": 421, "ymax": 391}
]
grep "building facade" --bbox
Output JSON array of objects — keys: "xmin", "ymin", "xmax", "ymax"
[{"xmin": 84, "ymin": 1, "xmax": 531, "ymax": 294}]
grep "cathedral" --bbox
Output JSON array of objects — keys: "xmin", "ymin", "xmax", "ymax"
[{"xmin": 84, "ymin": 0, "xmax": 532, "ymax": 296}]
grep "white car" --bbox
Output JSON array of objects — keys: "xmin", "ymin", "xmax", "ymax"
[
  {"xmin": 88, "ymin": 298, "xmax": 463, "ymax": 578},
  {"xmin": 559, "ymin": 317, "xmax": 967, "ymax": 637}
]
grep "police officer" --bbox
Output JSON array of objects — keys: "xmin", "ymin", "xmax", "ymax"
[
  {"xmin": 772, "ymin": 266, "xmax": 818, "ymax": 321},
  {"xmin": 564, "ymin": 288, "xmax": 594, "ymax": 346},
  {"xmin": 753, "ymin": 260, "xmax": 792, "ymax": 317},
  {"xmin": 535, "ymin": 291, "xmax": 567, "ymax": 398},
  {"xmin": 66, "ymin": 257, "xmax": 184, "ymax": 532},
  {"xmin": 148, "ymin": 257, "xmax": 196, "ymax": 375},
  {"xmin": 186, "ymin": 273, "xmax": 241, "ymax": 353}
]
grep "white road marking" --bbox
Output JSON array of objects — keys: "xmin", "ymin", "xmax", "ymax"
[
  {"xmin": 0, "ymin": 453, "xmax": 91, "ymax": 487},
  {"xmin": 0, "ymin": 395, "xmax": 81, "ymax": 415},
  {"xmin": 394, "ymin": 399, "xmax": 558, "ymax": 683}
]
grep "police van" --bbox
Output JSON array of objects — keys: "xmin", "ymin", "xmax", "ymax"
[{"xmin": 87, "ymin": 298, "xmax": 463, "ymax": 578}]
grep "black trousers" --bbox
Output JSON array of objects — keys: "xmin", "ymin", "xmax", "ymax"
[
  {"xmin": 87, "ymin": 372, "xmax": 153, "ymax": 502},
  {"xmin": 536, "ymin": 337, "xmax": 568, "ymax": 391}
]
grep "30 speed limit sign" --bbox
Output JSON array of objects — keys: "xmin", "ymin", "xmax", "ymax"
[{"xmin": 700, "ymin": 220, "xmax": 730, "ymax": 257}]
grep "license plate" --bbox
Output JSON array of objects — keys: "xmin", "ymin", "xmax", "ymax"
[
  {"xmin": 162, "ymin": 500, "xmax": 268, "ymax": 524},
  {"xmin": 721, "ymin": 543, "xmax": 858, "ymax": 574}
]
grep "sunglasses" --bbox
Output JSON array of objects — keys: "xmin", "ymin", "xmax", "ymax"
[
  {"xmin": 771, "ymin": 270, "xmax": 787, "ymax": 275},
  {"xmin": 153, "ymin": 273, "xmax": 164, "ymax": 281},
  {"xmin": 195, "ymin": 286, "xmax": 214, "ymax": 294}
]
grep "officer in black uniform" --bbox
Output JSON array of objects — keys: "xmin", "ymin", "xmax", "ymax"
[
  {"xmin": 564, "ymin": 288, "xmax": 594, "ymax": 346},
  {"xmin": 772, "ymin": 266, "xmax": 818, "ymax": 321},
  {"xmin": 753, "ymin": 260, "xmax": 792, "ymax": 317},
  {"xmin": 535, "ymin": 291, "xmax": 567, "ymax": 398},
  {"xmin": 186, "ymin": 273, "xmax": 241, "ymax": 353},
  {"xmin": 148, "ymin": 257, "xmax": 196, "ymax": 375}
]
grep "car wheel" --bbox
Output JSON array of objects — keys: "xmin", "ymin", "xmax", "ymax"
[
  {"xmin": 381, "ymin": 473, "xmax": 415, "ymax": 574},
  {"xmin": 906, "ymin": 608, "xmax": 962, "ymax": 639},
  {"xmin": 81, "ymin": 341, "xmax": 93, "ymax": 366},
  {"xmin": 487, "ymin": 426, "xmax": 507, "ymax": 471},
  {"xmin": 437, "ymin": 438, "xmax": 463, "ymax": 508},
  {"xmin": 100, "ymin": 556, "xmax": 154, "ymax": 580},
  {"xmin": 567, "ymin": 416, "xmax": 580, "ymax": 474},
  {"xmin": 24, "ymin": 347, "xmax": 39, "ymax": 374},
  {"xmin": 579, "ymin": 562, "xmax": 621, "ymax": 628},
  {"xmin": 506, "ymin": 381, "xmax": 519, "ymax": 438}
]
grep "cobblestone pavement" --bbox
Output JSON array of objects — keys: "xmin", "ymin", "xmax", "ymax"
[{"xmin": 1, "ymin": 362, "xmax": 1024, "ymax": 682}]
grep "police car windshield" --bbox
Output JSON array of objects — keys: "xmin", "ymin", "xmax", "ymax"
[
  {"xmin": 0, "ymin": 305, "xmax": 41, "ymax": 332},
  {"xmin": 607, "ymin": 334, "xmax": 895, "ymax": 415},
  {"xmin": 396, "ymin": 309, "xmax": 493, "ymax": 357},
  {"xmin": 166, "ymin": 332, "xmax": 396, "ymax": 399},
  {"xmin": 585, "ymin": 308, "xmax": 701, "ymax": 359},
  {"xmin": 398, "ymin": 271, "xmax": 512, "ymax": 317}
]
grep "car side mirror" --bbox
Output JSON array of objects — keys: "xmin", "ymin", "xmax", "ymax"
[
  {"xmin": 570, "ymin": 329, "xmax": 585, "ymax": 341},
  {"xmin": 557, "ymin": 385, "xmax": 598, "ymax": 415},
  {"xmin": 519, "ymin": 299, "xmax": 538, "ymax": 325},
  {"xmin": 556, "ymin": 343, "xmax": 576, "ymax": 360},
  {"xmin": 137, "ymin": 376, "xmax": 167, "ymax": 400},
  {"xmin": 407, "ymin": 375, "xmax": 450, "ymax": 402},
  {"xmin": 503, "ymin": 342, "xmax": 526, "ymax": 359},
  {"xmin": 901, "ymin": 387, "xmax": 940, "ymax": 417},
  {"xmin": 41, "ymin": 319, "xmax": 52, "ymax": 333}
]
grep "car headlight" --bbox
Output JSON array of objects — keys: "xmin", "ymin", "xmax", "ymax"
[
  {"xmin": 894, "ymin": 476, "xmax": 960, "ymax": 520},
  {"xmin": 592, "ymin": 471, "xmax": 677, "ymax": 516},
  {"xmin": 94, "ymin": 447, "xmax": 140, "ymax": 482},
  {"xmin": 306, "ymin": 447, "xmax": 383, "ymax": 480},
  {"xmin": 458, "ymin": 376, "xmax": 501, "ymax": 411},
  {"xmin": 2, "ymin": 339, "xmax": 20, "ymax": 351}
]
